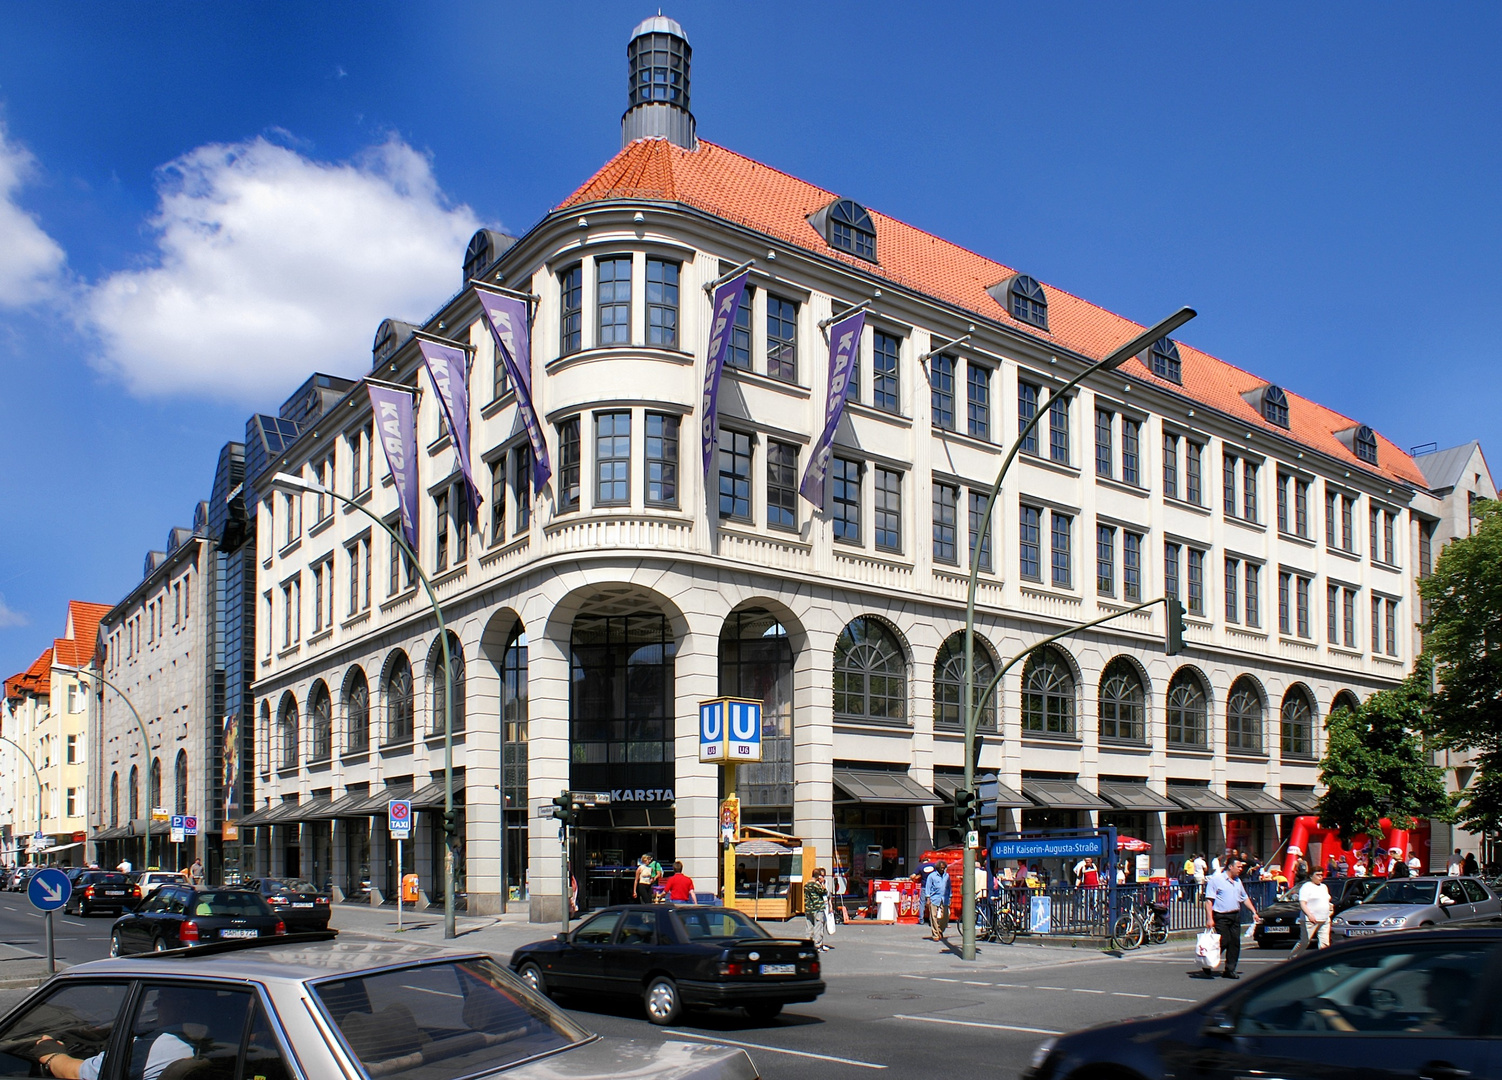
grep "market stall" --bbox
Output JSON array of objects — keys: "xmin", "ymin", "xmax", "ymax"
[{"xmin": 733, "ymin": 829, "xmax": 815, "ymax": 920}]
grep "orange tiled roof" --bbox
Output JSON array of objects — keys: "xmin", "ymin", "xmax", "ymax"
[
  {"xmin": 5, "ymin": 647, "xmax": 54, "ymax": 703},
  {"xmin": 65, "ymin": 600, "xmax": 111, "ymax": 664},
  {"xmin": 560, "ymin": 138, "xmax": 1426, "ymax": 489}
]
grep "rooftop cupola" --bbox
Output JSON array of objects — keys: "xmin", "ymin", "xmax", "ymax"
[{"xmin": 622, "ymin": 15, "xmax": 696, "ymax": 150}]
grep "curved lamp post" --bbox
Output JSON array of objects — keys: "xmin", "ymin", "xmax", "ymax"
[
  {"xmin": 958, "ymin": 306, "xmax": 1197, "ymax": 961},
  {"xmin": 0, "ymin": 735, "xmax": 46, "ymax": 864},
  {"xmin": 269, "ymin": 472, "xmax": 458, "ymax": 941}
]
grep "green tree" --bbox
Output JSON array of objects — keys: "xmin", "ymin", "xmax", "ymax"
[{"xmin": 1318, "ymin": 667, "xmax": 1452, "ymax": 843}]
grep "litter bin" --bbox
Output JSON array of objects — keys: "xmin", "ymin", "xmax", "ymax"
[{"xmin": 401, "ymin": 873, "xmax": 421, "ymax": 903}]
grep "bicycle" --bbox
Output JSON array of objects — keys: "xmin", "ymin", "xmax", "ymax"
[
  {"xmin": 1109, "ymin": 891, "xmax": 1170, "ymax": 950},
  {"xmin": 975, "ymin": 894, "xmax": 1019, "ymax": 945}
]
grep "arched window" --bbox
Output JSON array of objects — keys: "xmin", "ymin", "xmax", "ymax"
[
  {"xmin": 258, "ymin": 700, "xmax": 271, "ymax": 775},
  {"xmin": 1354, "ymin": 425, "xmax": 1378, "ymax": 465},
  {"xmin": 278, "ymin": 694, "xmax": 299, "ymax": 770},
  {"xmin": 110, "ymin": 772, "xmax": 119, "ymax": 827},
  {"xmin": 308, "ymin": 682, "xmax": 332, "ymax": 761},
  {"xmin": 149, "ymin": 757, "xmax": 162, "ymax": 815},
  {"xmin": 1099, "ymin": 659, "xmax": 1145, "ymax": 742},
  {"xmin": 833, "ymin": 617, "xmax": 907, "ymax": 723},
  {"xmin": 1021, "ymin": 647, "xmax": 1075, "ymax": 736},
  {"xmin": 1262, "ymin": 385, "xmax": 1290, "ymax": 428},
  {"xmin": 385, "ymin": 652, "xmax": 414, "ymax": 744},
  {"xmin": 721, "ymin": 609, "xmax": 795, "ymax": 824},
  {"xmin": 1281, "ymin": 686, "xmax": 1315, "ymax": 758},
  {"xmin": 934, "ymin": 632, "xmax": 998, "ymax": 731},
  {"xmin": 827, "ymin": 199, "xmax": 876, "ymax": 261},
  {"xmin": 1008, "ymin": 275, "xmax": 1049, "ymax": 329},
  {"xmin": 344, "ymin": 668, "xmax": 370, "ymax": 754},
  {"xmin": 1166, "ymin": 669, "xmax": 1208, "ymax": 747},
  {"xmin": 1331, "ymin": 689, "xmax": 1361, "ymax": 716},
  {"xmin": 1226, "ymin": 677, "xmax": 1264, "ymax": 754},
  {"xmin": 128, "ymin": 764, "xmax": 140, "ymax": 822},
  {"xmin": 1149, "ymin": 337, "xmax": 1182, "ymax": 384},
  {"xmin": 429, "ymin": 632, "xmax": 467, "ymax": 735},
  {"xmin": 174, "ymin": 750, "xmax": 188, "ymax": 816}
]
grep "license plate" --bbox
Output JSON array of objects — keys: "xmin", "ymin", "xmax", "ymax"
[
  {"xmin": 104, "ymin": 890, "xmax": 124, "ymax": 896},
  {"xmin": 1345, "ymin": 928, "xmax": 1376, "ymax": 936},
  {"xmin": 1262, "ymin": 926, "xmax": 1292, "ymax": 934},
  {"xmin": 759, "ymin": 963, "xmax": 795, "ymax": 976},
  {"xmin": 220, "ymin": 929, "xmax": 259, "ymax": 939},
  {"xmin": 292, "ymin": 902, "xmax": 313, "ymax": 908}
]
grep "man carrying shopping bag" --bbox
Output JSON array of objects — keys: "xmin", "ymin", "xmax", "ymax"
[
  {"xmin": 804, "ymin": 868, "xmax": 833, "ymax": 951},
  {"xmin": 1202, "ymin": 856, "xmax": 1260, "ymax": 979}
]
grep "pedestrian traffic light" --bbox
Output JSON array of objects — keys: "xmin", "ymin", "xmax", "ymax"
[
  {"xmin": 442, "ymin": 808, "xmax": 461, "ymax": 845},
  {"xmin": 954, "ymin": 788, "xmax": 977, "ymax": 829},
  {"xmin": 551, "ymin": 790, "xmax": 579, "ymax": 827},
  {"xmin": 1165, "ymin": 596, "xmax": 1186, "ymax": 656}
]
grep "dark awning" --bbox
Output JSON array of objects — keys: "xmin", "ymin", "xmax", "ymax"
[
  {"xmin": 411, "ymin": 777, "xmax": 466, "ymax": 809},
  {"xmin": 933, "ymin": 773, "xmax": 1030, "ymax": 808},
  {"xmin": 348, "ymin": 787, "xmax": 415, "ymax": 816},
  {"xmin": 1280, "ymin": 787, "xmax": 1319, "ymax": 813},
  {"xmin": 1166, "ymin": 784, "xmax": 1238, "ymax": 813},
  {"xmin": 259, "ymin": 801, "xmax": 304, "ymax": 825},
  {"xmin": 1226, "ymin": 787, "xmax": 1297, "ymax": 814},
  {"xmin": 93, "ymin": 825, "xmax": 129, "ymax": 841},
  {"xmin": 284, "ymin": 796, "xmax": 333, "ymax": 822},
  {"xmin": 1097, "ymin": 780, "xmax": 1177, "ymax": 813},
  {"xmin": 324, "ymin": 790, "xmax": 376, "ymax": 818},
  {"xmin": 236, "ymin": 805, "xmax": 274, "ymax": 827},
  {"xmin": 1023, "ymin": 778, "xmax": 1111, "ymax": 811},
  {"xmin": 833, "ymin": 769, "xmax": 942, "ymax": 806}
]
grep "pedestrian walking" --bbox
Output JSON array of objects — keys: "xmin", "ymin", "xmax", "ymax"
[
  {"xmin": 1192, "ymin": 853, "xmax": 1207, "ymax": 901},
  {"xmin": 1290, "ymin": 867, "xmax": 1332, "ymax": 957},
  {"xmin": 1447, "ymin": 849, "xmax": 1463, "ymax": 876},
  {"xmin": 1406, "ymin": 850, "xmax": 1423, "ymax": 876},
  {"xmin": 186, "ymin": 857, "xmax": 205, "ymax": 886},
  {"xmin": 804, "ymin": 867, "xmax": 832, "ymax": 951},
  {"xmin": 634, "ymin": 853, "xmax": 658, "ymax": 903},
  {"xmin": 1202, "ymin": 856, "xmax": 1260, "ymax": 980},
  {"xmin": 1464, "ymin": 852, "xmax": 1480, "ymax": 877},
  {"xmin": 1388, "ymin": 848, "xmax": 1411, "ymax": 879},
  {"xmin": 663, "ymin": 860, "xmax": 695, "ymax": 903},
  {"xmin": 923, "ymin": 860, "xmax": 952, "ymax": 942}
]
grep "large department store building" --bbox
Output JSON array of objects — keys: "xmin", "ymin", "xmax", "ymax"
[{"xmin": 246, "ymin": 15, "xmax": 1444, "ymax": 920}]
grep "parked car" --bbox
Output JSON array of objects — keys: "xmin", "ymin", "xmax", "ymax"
[
  {"xmin": 1025, "ymin": 927, "xmax": 1502, "ymax": 1080},
  {"xmin": 133, "ymin": 870, "xmax": 190, "ymax": 899},
  {"xmin": 63, "ymin": 872, "xmax": 140, "ymax": 917},
  {"xmin": 0, "ymin": 935, "xmax": 756, "ymax": 1080},
  {"xmin": 510, "ymin": 904, "xmax": 825, "ymax": 1025},
  {"xmin": 110, "ymin": 885, "xmax": 285, "ymax": 954},
  {"xmin": 1254, "ymin": 876, "xmax": 1389, "ymax": 948},
  {"xmin": 9, "ymin": 866, "xmax": 39, "ymax": 893},
  {"xmin": 1332, "ymin": 875, "xmax": 1502, "ymax": 939},
  {"xmin": 243, "ymin": 877, "xmax": 332, "ymax": 930}
]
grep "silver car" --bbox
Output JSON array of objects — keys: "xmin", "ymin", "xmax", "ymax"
[
  {"xmin": 1332, "ymin": 875, "xmax": 1502, "ymax": 939},
  {"xmin": 0, "ymin": 936, "xmax": 758, "ymax": 1080}
]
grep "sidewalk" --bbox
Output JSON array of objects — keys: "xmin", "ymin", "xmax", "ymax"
[{"xmin": 0, "ymin": 941, "xmax": 63, "ymax": 990}]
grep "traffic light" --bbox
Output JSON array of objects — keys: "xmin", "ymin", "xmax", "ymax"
[
  {"xmin": 954, "ymin": 788, "xmax": 977, "ymax": 830},
  {"xmin": 551, "ymin": 790, "xmax": 579, "ymax": 827},
  {"xmin": 1165, "ymin": 596, "xmax": 1186, "ymax": 656},
  {"xmin": 442, "ymin": 808, "xmax": 461, "ymax": 845}
]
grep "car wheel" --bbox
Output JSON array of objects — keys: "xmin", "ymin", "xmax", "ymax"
[
  {"xmin": 152, "ymin": 935, "xmax": 167, "ymax": 952},
  {"xmin": 109, "ymin": 932, "xmax": 124, "ymax": 958},
  {"xmin": 643, "ymin": 976, "xmax": 682, "ymax": 1025},
  {"xmin": 517, "ymin": 962, "xmax": 549, "ymax": 997},
  {"xmin": 744, "ymin": 1002, "xmax": 783, "ymax": 1022}
]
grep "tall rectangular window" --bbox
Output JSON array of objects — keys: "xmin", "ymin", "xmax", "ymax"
[
  {"xmin": 1097, "ymin": 524, "xmax": 1115, "ymax": 595},
  {"xmin": 718, "ymin": 428, "xmax": 752, "ymax": 521},
  {"xmin": 489, "ymin": 457, "xmax": 506, "ymax": 542},
  {"xmin": 1384, "ymin": 511, "xmax": 1396, "ymax": 564},
  {"xmin": 874, "ymin": 468, "xmax": 902, "ymax": 552},
  {"xmin": 1243, "ymin": 461, "xmax": 1259, "ymax": 521},
  {"xmin": 1049, "ymin": 396, "xmax": 1070, "ymax": 464},
  {"xmin": 1245, "ymin": 563, "xmax": 1260, "ymax": 627},
  {"xmin": 930, "ymin": 354, "xmax": 955, "ymax": 430},
  {"xmin": 1186, "ymin": 442, "xmax": 1203, "ymax": 504},
  {"xmin": 351, "ymin": 424, "xmax": 372, "ymax": 496},
  {"xmin": 346, "ymin": 537, "xmax": 370, "ymax": 615},
  {"xmin": 511, "ymin": 444, "xmax": 533, "ymax": 532},
  {"xmin": 767, "ymin": 296, "xmax": 797, "ymax": 381},
  {"xmin": 933, "ymin": 482, "xmax": 958, "ymax": 563},
  {"xmin": 646, "ymin": 258, "xmax": 678, "ymax": 347},
  {"xmin": 1224, "ymin": 453, "xmax": 1238, "ymax": 516},
  {"xmin": 1225, "ymin": 557, "xmax": 1241, "ymax": 622},
  {"xmin": 1372, "ymin": 594, "xmax": 1382, "ymax": 653},
  {"xmin": 559, "ymin": 264, "xmax": 582, "ymax": 354},
  {"xmin": 1342, "ymin": 495, "xmax": 1355, "ymax": 551},
  {"xmin": 967, "ymin": 363, "xmax": 990, "ymax": 439},
  {"xmin": 1279, "ymin": 571, "xmax": 1292, "ymax": 635},
  {"xmin": 1187, "ymin": 548, "xmax": 1205, "ymax": 616},
  {"xmin": 1051, "ymin": 511, "xmax": 1073, "ymax": 588},
  {"xmin": 387, "ymin": 518, "xmax": 413, "ymax": 595},
  {"xmin": 1296, "ymin": 576, "xmax": 1311, "ymax": 638},
  {"xmin": 594, "ymin": 411, "xmax": 631, "ymax": 505},
  {"xmin": 767, "ymin": 441, "xmax": 798, "ymax": 529},
  {"xmin": 1327, "ymin": 583, "xmax": 1340, "ymax": 643},
  {"xmin": 1295, "ymin": 478, "xmax": 1310, "ymax": 537},
  {"xmin": 1369, "ymin": 506, "xmax": 1380, "ymax": 557},
  {"xmin": 726, "ymin": 288, "xmax": 751, "ymax": 370},
  {"xmin": 597, "ymin": 256, "xmax": 631, "ymax": 346},
  {"xmin": 1018, "ymin": 381, "xmax": 1039, "ymax": 454},
  {"xmin": 1165, "ymin": 542, "xmax": 1181, "ymax": 600},
  {"xmin": 1122, "ymin": 420, "xmax": 1140, "ymax": 486},
  {"xmin": 1019, "ymin": 505, "xmax": 1041, "ymax": 580},
  {"xmin": 557, "ymin": 418, "xmax": 581, "ymax": 511},
  {"xmin": 1095, "ymin": 409, "xmax": 1113, "ymax": 478},
  {"xmin": 645, "ymin": 412, "xmax": 679, "ymax": 507},
  {"xmin": 1277, "ymin": 473, "xmax": 1290, "ymax": 532},
  {"xmin": 872, "ymin": 331, "xmax": 900, "ymax": 413},
  {"xmin": 1386, "ymin": 599, "xmax": 1399, "ymax": 656},
  {"xmin": 435, "ymin": 489, "xmax": 450, "ymax": 572},
  {"xmin": 1163, "ymin": 434, "xmax": 1179, "ymax": 499},
  {"xmin": 1326, "ymin": 490, "xmax": 1337, "ymax": 547},
  {"xmin": 453, "ymin": 484, "xmax": 469, "ymax": 563},
  {"xmin": 1344, "ymin": 588, "xmax": 1357, "ymax": 648},
  {"xmin": 832, "ymin": 457, "xmax": 862, "ymax": 542},
  {"xmin": 1123, "ymin": 532, "xmax": 1142, "ymax": 601},
  {"xmin": 968, "ymin": 491, "xmax": 993, "ymax": 572}
]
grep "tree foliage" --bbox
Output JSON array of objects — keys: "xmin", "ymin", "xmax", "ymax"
[{"xmin": 1318, "ymin": 667, "xmax": 1452, "ymax": 843}]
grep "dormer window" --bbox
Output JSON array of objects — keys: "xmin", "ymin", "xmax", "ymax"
[
  {"xmin": 1354, "ymin": 424, "xmax": 1378, "ymax": 465},
  {"xmin": 1262, "ymin": 384, "xmax": 1289, "ymax": 428},
  {"xmin": 1150, "ymin": 337, "xmax": 1182, "ymax": 384},
  {"xmin": 1008, "ymin": 275, "xmax": 1049, "ymax": 330},
  {"xmin": 827, "ymin": 199, "xmax": 876, "ymax": 261}
]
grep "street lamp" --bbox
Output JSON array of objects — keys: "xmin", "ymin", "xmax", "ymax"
[
  {"xmin": 0, "ymin": 736, "xmax": 46, "ymax": 864},
  {"xmin": 959, "ymin": 307, "xmax": 1197, "ymax": 961},
  {"xmin": 268, "ymin": 472, "xmax": 459, "ymax": 940},
  {"xmin": 54, "ymin": 664, "xmax": 157, "ymax": 872}
]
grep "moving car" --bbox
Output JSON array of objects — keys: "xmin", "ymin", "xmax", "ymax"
[
  {"xmin": 134, "ymin": 870, "xmax": 190, "ymax": 897},
  {"xmin": 0, "ymin": 935, "xmax": 756, "ymax": 1080},
  {"xmin": 510, "ymin": 904, "xmax": 824, "ymax": 1025},
  {"xmin": 244, "ymin": 876, "xmax": 333, "ymax": 930},
  {"xmin": 63, "ymin": 871, "xmax": 140, "ymax": 917},
  {"xmin": 1254, "ymin": 876, "xmax": 1388, "ymax": 948},
  {"xmin": 110, "ymin": 885, "xmax": 285, "ymax": 954},
  {"xmin": 1024, "ymin": 928, "xmax": 1502, "ymax": 1080},
  {"xmin": 1332, "ymin": 876, "xmax": 1501, "ymax": 939}
]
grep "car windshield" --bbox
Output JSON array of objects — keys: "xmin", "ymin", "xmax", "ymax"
[
  {"xmin": 676, "ymin": 909, "xmax": 770, "ymax": 941},
  {"xmin": 1365, "ymin": 881, "xmax": 1439, "ymax": 907},
  {"xmin": 313, "ymin": 957, "xmax": 588, "ymax": 1080},
  {"xmin": 86, "ymin": 874, "xmax": 132, "ymax": 886},
  {"xmin": 192, "ymin": 890, "xmax": 274, "ymax": 917}
]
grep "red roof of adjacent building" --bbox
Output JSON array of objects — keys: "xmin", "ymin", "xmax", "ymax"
[
  {"xmin": 4, "ymin": 600, "xmax": 111, "ymax": 703},
  {"xmin": 560, "ymin": 138, "xmax": 1425, "ymax": 488},
  {"xmin": 5, "ymin": 647, "xmax": 54, "ymax": 703}
]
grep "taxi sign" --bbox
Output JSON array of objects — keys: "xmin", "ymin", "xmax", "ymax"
[
  {"xmin": 28, "ymin": 867, "xmax": 71, "ymax": 912},
  {"xmin": 389, "ymin": 799, "xmax": 412, "ymax": 839}
]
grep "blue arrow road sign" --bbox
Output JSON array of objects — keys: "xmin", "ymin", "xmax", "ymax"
[{"xmin": 28, "ymin": 867, "xmax": 71, "ymax": 912}]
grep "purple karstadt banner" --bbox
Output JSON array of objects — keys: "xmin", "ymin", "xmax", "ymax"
[
  {"xmin": 475, "ymin": 288, "xmax": 553, "ymax": 491},
  {"xmin": 418, "ymin": 338, "xmax": 481, "ymax": 521},
  {"xmin": 368, "ymin": 382, "xmax": 420, "ymax": 550},
  {"xmin": 701, "ymin": 270, "xmax": 752, "ymax": 480},
  {"xmin": 799, "ymin": 310, "xmax": 866, "ymax": 506}
]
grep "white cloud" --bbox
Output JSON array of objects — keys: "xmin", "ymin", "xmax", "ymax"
[
  {"xmin": 0, "ymin": 121, "xmax": 67, "ymax": 307},
  {"xmin": 0, "ymin": 594, "xmax": 30, "ymax": 629},
  {"xmin": 82, "ymin": 133, "xmax": 482, "ymax": 402}
]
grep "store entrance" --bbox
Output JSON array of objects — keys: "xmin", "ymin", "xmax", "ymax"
[{"xmin": 573, "ymin": 809, "xmax": 674, "ymax": 912}]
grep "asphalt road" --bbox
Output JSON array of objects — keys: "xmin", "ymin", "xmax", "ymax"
[{"xmin": 0, "ymin": 890, "xmax": 116, "ymax": 967}]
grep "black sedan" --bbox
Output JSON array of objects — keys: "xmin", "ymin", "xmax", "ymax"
[
  {"xmin": 511, "ymin": 904, "xmax": 824, "ymax": 1025},
  {"xmin": 1025, "ymin": 927, "xmax": 1502, "ymax": 1080},
  {"xmin": 1254, "ymin": 876, "xmax": 1388, "ymax": 948},
  {"xmin": 110, "ymin": 884, "xmax": 286, "ymax": 954},
  {"xmin": 63, "ymin": 871, "xmax": 139, "ymax": 916},
  {"xmin": 244, "ymin": 876, "xmax": 332, "ymax": 930}
]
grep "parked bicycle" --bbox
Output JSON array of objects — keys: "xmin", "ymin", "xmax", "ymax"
[
  {"xmin": 1110, "ymin": 890, "xmax": 1170, "ymax": 951},
  {"xmin": 975, "ymin": 893, "xmax": 1020, "ymax": 945}
]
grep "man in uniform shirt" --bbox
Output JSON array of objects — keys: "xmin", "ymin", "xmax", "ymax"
[{"xmin": 1203, "ymin": 856, "xmax": 1260, "ymax": 979}]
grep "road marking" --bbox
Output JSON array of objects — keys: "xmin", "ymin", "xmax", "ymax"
[
  {"xmin": 1158, "ymin": 995, "xmax": 1196, "ymax": 1002},
  {"xmin": 898, "ymin": 974, "xmax": 926, "ymax": 980},
  {"xmin": 931, "ymin": 977, "xmax": 959, "ymax": 982},
  {"xmin": 668, "ymin": 1032, "xmax": 887, "ymax": 1069},
  {"xmin": 962, "ymin": 980, "xmax": 991, "ymax": 986},
  {"xmin": 1113, "ymin": 992, "xmax": 1151, "ymax": 998},
  {"xmin": 1072, "ymin": 988, "xmax": 1105, "ymax": 994},
  {"xmin": 892, "ymin": 1014, "xmax": 1063, "ymax": 1036},
  {"xmin": 1037, "ymin": 985, "xmax": 1065, "ymax": 990}
]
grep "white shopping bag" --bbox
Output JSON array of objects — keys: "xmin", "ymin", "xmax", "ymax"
[
  {"xmin": 1196, "ymin": 929, "xmax": 1222, "ymax": 970},
  {"xmin": 825, "ymin": 909, "xmax": 837, "ymax": 935}
]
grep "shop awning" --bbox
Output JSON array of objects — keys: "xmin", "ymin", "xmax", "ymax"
[
  {"xmin": 1280, "ymin": 787, "xmax": 1320, "ymax": 813},
  {"xmin": 323, "ymin": 790, "xmax": 376, "ymax": 818},
  {"xmin": 284, "ymin": 796, "xmax": 333, "ymax": 822},
  {"xmin": 92, "ymin": 826, "xmax": 129, "ymax": 841},
  {"xmin": 1097, "ymin": 780, "xmax": 1177, "ymax": 813},
  {"xmin": 1023, "ymin": 778, "xmax": 1111, "ymax": 811},
  {"xmin": 411, "ymin": 777, "xmax": 466, "ymax": 808},
  {"xmin": 256, "ymin": 801, "xmax": 305, "ymax": 826},
  {"xmin": 1226, "ymin": 787, "xmax": 1297, "ymax": 814},
  {"xmin": 833, "ymin": 769, "xmax": 942, "ymax": 806},
  {"xmin": 933, "ymin": 773, "xmax": 1030, "ymax": 808},
  {"xmin": 348, "ymin": 787, "xmax": 415, "ymax": 816},
  {"xmin": 1166, "ymin": 784, "xmax": 1238, "ymax": 813},
  {"xmin": 236, "ymin": 804, "xmax": 276, "ymax": 827}
]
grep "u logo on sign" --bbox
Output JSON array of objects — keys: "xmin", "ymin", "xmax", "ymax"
[
  {"xmin": 701, "ymin": 704, "xmax": 723, "ymax": 741},
  {"xmin": 730, "ymin": 703, "xmax": 758, "ymax": 741}
]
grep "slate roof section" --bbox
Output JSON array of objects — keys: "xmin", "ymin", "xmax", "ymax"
[{"xmin": 1414, "ymin": 441, "xmax": 1489, "ymax": 494}]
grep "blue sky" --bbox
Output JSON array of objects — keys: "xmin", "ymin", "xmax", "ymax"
[{"xmin": 1, "ymin": 2, "xmax": 1499, "ymax": 677}]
